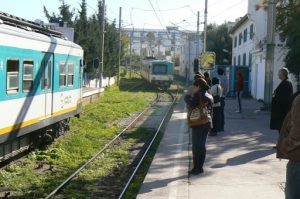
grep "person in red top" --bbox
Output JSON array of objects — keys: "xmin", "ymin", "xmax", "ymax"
[{"xmin": 236, "ymin": 70, "xmax": 244, "ymax": 113}]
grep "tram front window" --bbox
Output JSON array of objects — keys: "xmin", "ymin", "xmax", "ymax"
[{"xmin": 153, "ymin": 64, "xmax": 167, "ymax": 75}]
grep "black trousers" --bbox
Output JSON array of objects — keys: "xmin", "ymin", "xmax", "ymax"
[
  {"xmin": 212, "ymin": 106, "xmax": 222, "ymax": 133},
  {"xmin": 237, "ymin": 91, "xmax": 242, "ymax": 112},
  {"xmin": 220, "ymin": 97, "xmax": 225, "ymax": 131},
  {"xmin": 191, "ymin": 124, "xmax": 210, "ymax": 171}
]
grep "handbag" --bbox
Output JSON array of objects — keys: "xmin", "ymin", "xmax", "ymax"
[{"xmin": 187, "ymin": 104, "xmax": 209, "ymax": 127}]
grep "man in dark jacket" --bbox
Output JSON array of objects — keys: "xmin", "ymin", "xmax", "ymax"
[
  {"xmin": 270, "ymin": 68, "xmax": 293, "ymax": 132},
  {"xmin": 277, "ymin": 92, "xmax": 300, "ymax": 199}
]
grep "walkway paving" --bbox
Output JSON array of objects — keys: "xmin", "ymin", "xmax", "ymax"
[{"xmin": 137, "ymin": 95, "xmax": 286, "ymax": 199}]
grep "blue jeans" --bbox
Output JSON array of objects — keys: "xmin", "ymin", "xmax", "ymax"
[
  {"xmin": 286, "ymin": 160, "xmax": 300, "ymax": 199},
  {"xmin": 191, "ymin": 124, "xmax": 210, "ymax": 171}
]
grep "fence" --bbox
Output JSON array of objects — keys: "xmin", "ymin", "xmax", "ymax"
[{"xmin": 83, "ymin": 72, "xmax": 115, "ymax": 88}]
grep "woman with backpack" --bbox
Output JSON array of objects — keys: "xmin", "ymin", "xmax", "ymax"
[{"xmin": 185, "ymin": 78, "xmax": 213, "ymax": 175}]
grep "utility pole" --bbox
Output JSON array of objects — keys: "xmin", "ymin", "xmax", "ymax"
[
  {"xmin": 203, "ymin": 0, "xmax": 208, "ymax": 52},
  {"xmin": 188, "ymin": 33, "xmax": 191, "ymax": 86},
  {"xmin": 117, "ymin": 7, "xmax": 122, "ymax": 86},
  {"xmin": 100, "ymin": 0, "xmax": 105, "ymax": 88},
  {"xmin": 264, "ymin": 0, "xmax": 276, "ymax": 109},
  {"xmin": 129, "ymin": 29, "xmax": 133, "ymax": 78},
  {"xmin": 196, "ymin": 11, "xmax": 200, "ymax": 57}
]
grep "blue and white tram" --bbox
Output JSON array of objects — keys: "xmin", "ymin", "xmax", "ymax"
[
  {"xmin": 141, "ymin": 59, "xmax": 174, "ymax": 88},
  {"xmin": 0, "ymin": 12, "xmax": 84, "ymax": 160}
]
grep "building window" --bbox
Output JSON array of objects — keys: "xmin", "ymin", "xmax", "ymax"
[
  {"xmin": 234, "ymin": 56, "xmax": 236, "ymax": 66},
  {"xmin": 250, "ymin": 24, "xmax": 254, "ymax": 40},
  {"xmin": 249, "ymin": 53, "xmax": 252, "ymax": 67},
  {"xmin": 244, "ymin": 28, "xmax": 247, "ymax": 43},
  {"xmin": 239, "ymin": 33, "xmax": 242, "ymax": 45},
  {"xmin": 238, "ymin": 55, "xmax": 241, "ymax": 66},
  {"xmin": 22, "ymin": 61, "xmax": 34, "ymax": 92},
  {"xmin": 6, "ymin": 60, "xmax": 19, "ymax": 94},
  {"xmin": 234, "ymin": 36, "xmax": 237, "ymax": 48},
  {"xmin": 68, "ymin": 63, "xmax": 74, "ymax": 86},
  {"xmin": 59, "ymin": 62, "xmax": 67, "ymax": 87},
  {"xmin": 243, "ymin": 53, "xmax": 247, "ymax": 66}
]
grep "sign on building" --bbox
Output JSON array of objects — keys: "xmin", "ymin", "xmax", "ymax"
[{"xmin": 200, "ymin": 52, "xmax": 216, "ymax": 70}]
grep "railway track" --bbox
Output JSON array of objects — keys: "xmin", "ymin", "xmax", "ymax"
[{"xmin": 45, "ymin": 84, "xmax": 179, "ymax": 199}]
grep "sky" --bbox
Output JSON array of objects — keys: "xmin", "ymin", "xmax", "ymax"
[{"xmin": 0, "ymin": 0, "xmax": 248, "ymax": 31}]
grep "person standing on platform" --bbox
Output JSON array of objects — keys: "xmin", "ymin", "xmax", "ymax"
[
  {"xmin": 185, "ymin": 78, "xmax": 213, "ymax": 175},
  {"xmin": 277, "ymin": 91, "xmax": 300, "ymax": 199},
  {"xmin": 217, "ymin": 68, "xmax": 228, "ymax": 131},
  {"xmin": 236, "ymin": 70, "xmax": 244, "ymax": 113},
  {"xmin": 210, "ymin": 77, "xmax": 222, "ymax": 136},
  {"xmin": 270, "ymin": 68, "xmax": 293, "ymax": 133}
]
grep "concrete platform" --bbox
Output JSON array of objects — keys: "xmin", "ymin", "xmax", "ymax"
[
  {"xmin": 137, "ymin": 97, "xmax": 287, "ymax": 199},
  {"xmin": 83, "ymin": 87, "xmax": 104, "ymax": 98}
]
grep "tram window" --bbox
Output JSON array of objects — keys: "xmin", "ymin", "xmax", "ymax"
[
  {"xmin": 48, "ymin": 60, "xmax": 51, "ymax": 88},
  {"xmin": 59, "ymin": 62, "xmax": 67, "ymax": 87},
  {"xmin": 41, "ymin": 61, "xmax": 46, "ymax": 89},
  {"xmin": 153, "ymin": 64, "xmax": 167, "ymax": 75},
  {"xmin": 6, "ymin": 60, "xmax": 19, "ymax": 94},
  {"xmin": 23, "ymin": 61, "xmax": 34, "ymax": 92},
  {"xmin": 41, "ymin": 60, "xmax": 52, "ymax": 90},
  {"xmin": 68, "ymin": 63, "xmax": 74, "ymax": 86}
]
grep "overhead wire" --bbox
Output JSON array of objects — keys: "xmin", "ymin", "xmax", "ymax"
[
  {"xmin": 131, "ymin": 5, "xmax": 191, "ymax": 12},
  {"xmin": 155, "ymin": 0, "xmax": 168, "ymax": 30},
  {"xmin": 147, "ymin": 0, "xmax": 170, "ymax": 39},
  {"xmin": 209, "ymin": 0, "xmax": 246, "ymax": 19}
]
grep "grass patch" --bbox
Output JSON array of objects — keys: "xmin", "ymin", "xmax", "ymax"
[{"xmin": 0, "ymin": 79, "xmax": 156, "ymax": 198}]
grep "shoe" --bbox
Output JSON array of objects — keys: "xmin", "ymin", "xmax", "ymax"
[
  {"xmin": 209, "ymin": 132, "xmax": 217, "ymax": 136},
  {"xmin": 188, "ymin": 168, "xmax": 204, "ymax": 175}
]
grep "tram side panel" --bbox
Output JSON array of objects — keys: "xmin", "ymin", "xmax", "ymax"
[{"xmin": 0, "ymin": 25, "xmax": 83, "ymax": 146}]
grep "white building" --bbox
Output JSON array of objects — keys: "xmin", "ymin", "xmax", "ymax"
[
  {"xmin": 180, "ymin": 33, "xmax": 202, "ymax": 81},
  {"xmin": 229, "ymin": 0, "xmax": 296, "ymax": 100},
  {"xmin": 124, "ymin": 27, "xmax": 202, "ymax": 78}
]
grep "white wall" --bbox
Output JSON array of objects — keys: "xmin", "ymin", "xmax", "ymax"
[
  {"xmin": 84, "ymin": 77, "xmax": 115, "ymax": 88},
  {"xmin": 179, "ymin": 35, "xmax": 202, "ymax": 80}
]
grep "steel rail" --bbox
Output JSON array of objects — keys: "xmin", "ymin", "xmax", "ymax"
[
  {"xmin": 45, "ymin": 104, "xmax": 154, "ymax": 199},
  {"xmin": 118, "ymin": 89, "xmax": 178, "ymax": 199}
]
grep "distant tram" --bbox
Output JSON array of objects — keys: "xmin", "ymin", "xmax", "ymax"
[
  {"xmin": 0, "ymin": 12, "xmax": 84, "ymax": 160},
  {"xmin": 141, "ymin": 58, "xmax": 174, "ymax": 88}
]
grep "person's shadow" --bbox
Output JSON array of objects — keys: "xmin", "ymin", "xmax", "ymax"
[
  {"xmin": 139, "ymin": 175, "xmax": 187, "ymax": 194},
  {"xmin": 211, "ymin": 149, "xmax": 275, "ymax": 168}
]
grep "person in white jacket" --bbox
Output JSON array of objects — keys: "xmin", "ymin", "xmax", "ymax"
[{"xmin": 210, "ymin": 77, "xmax": 223, "ymax": 136}]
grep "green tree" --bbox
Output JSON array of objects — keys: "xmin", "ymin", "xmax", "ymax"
[
  {"xmin": 43, "ymin": 0, "xmax": 74, "ymax": 26},
  {"xmin": 203, "ymin": 23, "xmax": 232, "ymax": 65},
  {"xmin": 276, "ymin": 0, "xmax": 300, "ymax": 85},
  {"xmin": 59, "ymin": 0, "xmax": 75, "ymax": 26},
  {"xmin": 75, "ymin": 0, "xmax": 90, "ymax": 63},
  {"xmin": 44, "ymin": 0, "xmax": 128, "ymax": 78}
]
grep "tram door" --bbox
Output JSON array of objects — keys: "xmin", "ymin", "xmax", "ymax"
[{"xmin": 41, "ymin": 53, "xmax": 54, "ymax": 118}]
